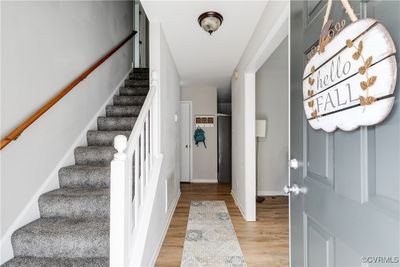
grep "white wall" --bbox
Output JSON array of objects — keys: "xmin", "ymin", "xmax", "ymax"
[
  {"xmin": 0, "ymin": 1, "xmax": 133, "ymax": 262},
  {"xmin": 181, "ymin": 87, "xmax": 218, "ymax": 182},
  {"xmin": 231, "ymin": 0, "xmax": 289, "ymax": 221},
  {"xmin": 256, "ymin": 38, "xmax": 288, "ymax": 195},
  {"xmin": 140, "ymin": 22, "xmax": 181, "ymax": 266}
]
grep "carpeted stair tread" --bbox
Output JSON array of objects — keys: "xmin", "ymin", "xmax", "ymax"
[
  {"xmin": 2, "ymin": 256, "xmax": 109, "ymax": 267},
  {"xmin": 74, "ymin": 146, "xmax": 116, "ymax": 166},
  {"xmin": 97, "ymin": 116, "xmax": 137, "ymax": 131},
  {"xmin": 119, "ymin": 87, "xmax": 149, "ymax": 96},
  {"xmin": 11, "ymin": 218, "xmax": 109, "ymax": 258},
  {"xmin": 132, "ymin": 68, "xmax": 149, "ymax": 73},
  {"xmin": 129, "ymin": 71, "xmax": 149, "ymax": 80},
  {"xmin": 105, "ymin": 105, "xmax": 142, "ymax": 117},
  {"xmin": 113, "ymin": 95, "xmax": 146, "ymax": 106},
  {"xmin": 87, "ymin": 130, "xmax": 131, "ymax": 146},
  {"xmin": 125, "ymin": 79, "xmax": 149, "ymax": 87},
  {"xmin": 59, "ymin": 165, "xmax": 110, "ymax": 188},
  {"xmin": 39, "ymin": 188, "xmax": 109, "ymax": 218}
]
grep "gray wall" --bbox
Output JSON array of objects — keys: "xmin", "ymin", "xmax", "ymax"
[
  {"xmin": 255, "ymin": 37, "xmax": 288, "ymax": 195},
  {"xmin": 1, "ymin": 0, "xmax": 133, "ymax": 255},
  {"xmin": 181, "ymin": 87, "xmax": 218, "ymax": 182}
]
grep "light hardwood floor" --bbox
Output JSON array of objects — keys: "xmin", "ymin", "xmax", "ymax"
[{"xmin": 155, "ymin": 183, "xmax": 289, "ymax": 267}]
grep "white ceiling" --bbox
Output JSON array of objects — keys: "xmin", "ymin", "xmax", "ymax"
[{"xmin": 141, "ymin": 0, "xmax": 268, "ymax": 91}]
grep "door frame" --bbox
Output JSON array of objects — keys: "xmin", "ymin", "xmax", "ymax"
[
  {"xmin": 241, "ymin": 4, "xmax": 289, "ymax": 222},
  {"xmin": 180, "ymin": 101, "xmax": 193, "ymax": 183}
]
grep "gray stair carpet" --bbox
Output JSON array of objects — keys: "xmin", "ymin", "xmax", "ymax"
[{"xmin": 3, "ymin": 68, "xmax": 149, "ymax": 267}]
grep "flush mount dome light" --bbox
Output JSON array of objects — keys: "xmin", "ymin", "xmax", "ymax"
[{"xmin": 198, "ymin": 11, "xmax": 223, "ymax": 35}]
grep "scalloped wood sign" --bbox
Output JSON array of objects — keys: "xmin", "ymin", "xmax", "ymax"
[{"xmin": 303, "ymin": 18, "xmax": 397, "ymax": 132}]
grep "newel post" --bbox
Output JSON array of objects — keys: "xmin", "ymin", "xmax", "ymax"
[{"xmin": 110, "ymin": 135, "xmax": 128, "ymax": 267}]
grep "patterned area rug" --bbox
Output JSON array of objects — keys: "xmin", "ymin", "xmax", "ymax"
[{"xmin": 181, "ymin": 201, "xmax": 247, "ymax": 267}]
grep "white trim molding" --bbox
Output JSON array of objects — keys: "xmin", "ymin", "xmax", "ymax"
[
  {"xmin": 244, "ymin": 73, "xmax": 257, "ymax": 222},
  {"xmin": 190, "ymin": 179, "xmax": 218, "ymax": 183},
  {"xmin": 231, "ymin": 190, "xmax": 249, "ymax": 221},
  {"xmin": 257, "ymin": 190, "xmax": 285, "ymax": 196}
]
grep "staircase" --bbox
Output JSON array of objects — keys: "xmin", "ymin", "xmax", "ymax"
[{"xmin": 3, "ymin": 68, "xmax": 149, "ymax": 267}]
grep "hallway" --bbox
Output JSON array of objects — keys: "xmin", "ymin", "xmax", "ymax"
[{"xmin": 156, "ymin": 183, "xmax": 289, "ymax": 267}]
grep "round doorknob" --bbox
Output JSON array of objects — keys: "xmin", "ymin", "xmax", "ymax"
[
  {"xmin": 289, "ymin": 158, "xmax": 302, "ymax": 169},
  {"xmin": 283, "ymin": 184, "xmax": 307, "ymax": 195}
]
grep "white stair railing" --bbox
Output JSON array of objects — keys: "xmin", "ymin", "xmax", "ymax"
[{"xmin": 110, "ymin": 70, "xmax": 160, "ymax": 267}]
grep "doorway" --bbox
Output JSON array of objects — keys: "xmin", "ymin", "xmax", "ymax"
[
  {"xmin": 134, "ymin": 1, "xmax": 149, "ymax": 68},
  {"xmin": 180, "ymin": 101, "xmax": 192, "ymax": 182},
  {"xmin": 253, "ymin": 34, "xmax": 290, "ymax": 264},
  {"xmin": 255, "ymin": 37, "xmax": 289, "ymax": 201},
  {"xmin": 217, "ymin": 115, "xmax": 232, "ymax": 184}
]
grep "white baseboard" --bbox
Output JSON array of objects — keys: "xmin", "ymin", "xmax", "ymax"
[
  {"xmin": 190, "ymin": 179, "xmax": 218, "ymax": 183},
  {"xmin": 257, "ymin": 190, "xmax": 285, "ymax": 196},
  {"xmin": 149, "ymin": 189, "xmax": 181, "ymax": 266},
  {"xmin": 0, "ymin": 68, "xmax": 132, "ymax": 265},
  {"xmin": 231, "ymin": 189, "xmax": 248, "ymax": 221}
]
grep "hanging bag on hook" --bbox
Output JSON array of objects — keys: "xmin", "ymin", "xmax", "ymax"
[
  {"xmin": 302, "ymin": 0, "xmax": 397, "ymax": 132},
  {"xmin": 194, "ymin": 127, "xmax": 207, "ymax": 148}
]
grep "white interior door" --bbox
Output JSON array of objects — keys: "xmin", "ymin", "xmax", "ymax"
[
  {"xmin": 134, "ymin": 3, "xmax": 140, "ymax": 68},
  {"xmin": 180, "ymin": 102, "xmax": 192, "ymax": 182}
]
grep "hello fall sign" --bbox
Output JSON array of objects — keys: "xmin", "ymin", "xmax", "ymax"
[{"xmin": 303, "ymin": 18, "xmax": 397, "ymax": 132}]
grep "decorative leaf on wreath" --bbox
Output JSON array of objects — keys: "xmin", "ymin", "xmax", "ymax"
[
  {"xmin": 346, "ymin": 39, "xmax": 353, "ymax": 48},
  {"xmin": 358, "ymin": 40, "xmax": 363, "ymax": 53},
  {"xmin": 368, "ymin": 76, "xmax": 377, "ymax": 87},
  {"xmin": 311, "ymin": 66, "xmax": 316, "ymax": 74},
  {"xmin": 360, "ymin": 96, "xmax": 376, "ymax": 106},
  {"xmin": 318, "ymin": 35, "xmax": 331, "ymax": 54},
  {"xmin": 359, "ymin": 66, "xmax": 366, "ymax": 75},
  {"xmin": 353, "ymin": 51, "xmax": 361, "ymax": 60},
  {"xmin": 308, "ymin": 77, "xmax": 315, "ymax": 85},
  {"xmin": 311, "ymin": 110, "xmax": 318, "ymax": 119},
  {"xmin": 360, "ymin": 81, "xmax": 368, "ymax": 90},
  {"xmin": 365, "ymin": 56, "xmax": 373, "ymax": 68},
  {"xmin": 308, "ymin": 89, "xmax": 314, "ymax": 97},
  {"xmin": 308, "ymin": 100, "xmax": 314, "ymax": 108}
]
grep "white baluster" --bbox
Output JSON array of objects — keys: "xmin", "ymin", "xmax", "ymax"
[
  {"xmin": 149, "ymin": 109, "xmax": 153, "ymax": 170},
  {"xmin": 140, "ymin": 129, "xmax": 145, "ymax": 201},
  {"xmin": 134, "ymin": 142, "xmax": 139, "ymax": 224},
  {"xmin": 145, "ymin": 116, "xmax": 150, "ymax": 183}
]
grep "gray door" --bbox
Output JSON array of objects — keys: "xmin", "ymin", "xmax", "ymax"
[
  {"xmin": 289, "ymin": 1, "xmax": 400, "ymax": 266},
  {"xmin": 217, "ymin": 116, "xmax": 232, "ymax": 184}
]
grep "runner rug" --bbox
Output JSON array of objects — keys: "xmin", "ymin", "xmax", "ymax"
[{"xmin": 181, "ymin": 201, "xmax": 247, "ymax": 267}]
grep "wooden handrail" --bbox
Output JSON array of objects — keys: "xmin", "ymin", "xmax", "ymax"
[{"xmin": 1, "ymin": 30, "xmax": 136, "ymax": 150}]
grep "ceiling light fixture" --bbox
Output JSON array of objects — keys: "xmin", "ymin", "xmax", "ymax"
[{"xmin": 198, "ymin": 11, "xmax": 223, "ymax": 35}]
